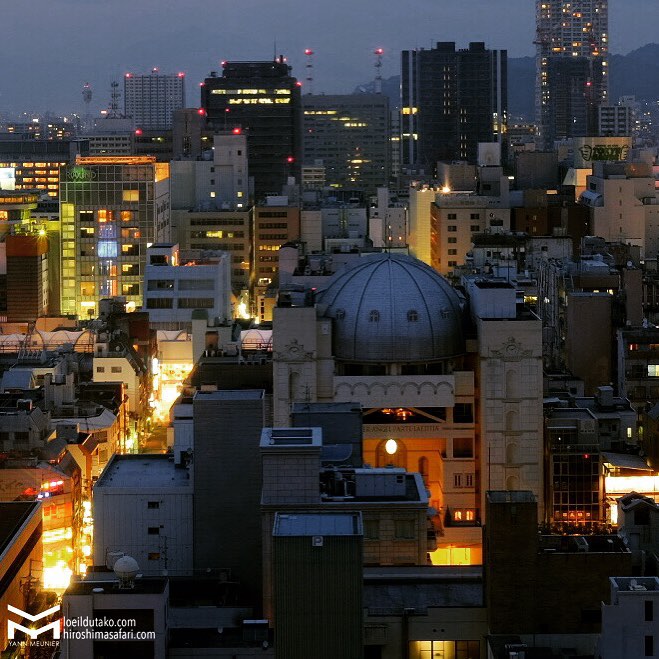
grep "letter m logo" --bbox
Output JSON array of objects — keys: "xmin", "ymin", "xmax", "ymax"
[{"xmin": 7, "ymin": 604, "xmax": 61, "ymax": 639}]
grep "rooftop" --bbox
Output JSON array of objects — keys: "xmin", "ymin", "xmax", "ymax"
[
  {"xmin": 261, "ymin": 427, "xmax": 322, "ymax": 448},
  {"xmin": 611, "ymin": 576, "xmax": 659, "ymax": 592},
  {"xmin": 487, "ymin": 491, "xmax": 536, "ymax": 504},
  {"xmin": 0, "ymin": 501, "xmax": 40, "ymax": 558},
  {"xmin": 193, "ymin": 389, "xmax": 264, "ymax": 402},
  {"xmin": 65, "ymin": 576, "xmax": 168, "ymax": 596},
  {"xmin": 95, "ymin": 454, "xmax": 191, "ymax": 489},
  {"xmin": 273, "ymin": 512, "xmax": 362, "ymax": 537}
]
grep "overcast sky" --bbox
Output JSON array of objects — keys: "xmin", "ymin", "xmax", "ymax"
[{"xmin": 0, "ymin": 0, "xmax": 655, "ymax": 114}]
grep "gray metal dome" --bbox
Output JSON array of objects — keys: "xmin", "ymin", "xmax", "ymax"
[{"xmin": 316, "ymin": 253, "xmax": 464, "ymax": 362}]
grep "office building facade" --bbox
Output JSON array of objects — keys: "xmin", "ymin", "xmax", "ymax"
[
  {"xmin": 201, "ymin": 60, "xmax": 302, "ymax": 198},
  {"xmin": 302, "ymin": 94, "xmax": 390, "ymax": 193},
  {"xmin": 401, "ymin": 42, "xmax": 507, "ymax": 171},
  {"xmin": 59, "ymin": 156, "xmax": 170, "ymax": 318}
]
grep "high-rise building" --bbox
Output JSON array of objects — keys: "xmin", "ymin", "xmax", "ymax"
[
  {"xmin": 0, "ymin": 138, "xmax": 89, "ymax": 198},
  {"xmin": 124, "ymin": 69, "xmax": 186, "ymax": 131},
  {"xmin": 302, "ymin": 94, "xmax": 390, "ymax": 193},
  {"xmin": 201, "ymin": 60, "xmax": 302, "ymax": 199},
  {"xmin": 536, "ymin": 0, "xmax": 609, "ymax": 147},
  {"xmin": 401, "ymin": 42, "xmax": 507, "ymax": 172},
  {"xmin": 59, "ymin": 156, "xmax": 170, "ymax": 318}
]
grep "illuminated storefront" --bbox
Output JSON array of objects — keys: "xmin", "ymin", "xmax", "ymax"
[{"xmin": 409, "ymin": 640, "xmax": 480, "ymax": 659}]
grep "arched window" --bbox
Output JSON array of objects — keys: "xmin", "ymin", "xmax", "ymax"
[
  {"xmin": 335, "ymin": 309, "xmax": 345, "ymax": 320},
  {"xmin": 376, "ymin": 438, "xmax": 406, "ymax": 468},
  {"xmin": 407, "ymin": 309, "xmax": 419, "ymax": 322},
  {"xmin": 369, "ymin": 310, "xmax": 380, "ymax": 322}
]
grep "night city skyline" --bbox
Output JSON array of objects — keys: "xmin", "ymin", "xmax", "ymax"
[
  {"xmin": 0, "ymin": 0, "xmax": 655, "ymax": 114},
  {"xmin": 1, "ymin": 0, "xmax": 659, "ymax": 656}
]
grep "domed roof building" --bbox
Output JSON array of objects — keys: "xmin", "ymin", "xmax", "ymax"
[
  {"xmin": 272, "ymin": 252, "xmax": 544, "ymax": 562},
  {"xmin": 316, "ymin": 253, "xmax": 464, "ymax": 363}
]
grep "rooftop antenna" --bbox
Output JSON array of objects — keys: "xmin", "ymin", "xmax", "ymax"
[
  {"xmin": 304, "ymin": 49, "xmax": 314, "ymax": 95},
  {"xmin": 82, "ymin": 82, "xmax": 92, "ymax": 133},
  {"xmin": 109, "ymin": 81, "xmax": 121, "ymax": 118},
  {"xmin": 273, "ymin": 38, "xmax": 277, "ymax": 62},
  {"xmin": 374, "ymin": 48, "xmax": 384, "ymax": 94}
]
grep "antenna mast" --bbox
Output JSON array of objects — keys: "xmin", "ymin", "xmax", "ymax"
[
  {"xmin": 374, "ymin": 48, "xmax": 384, "ymax": 94},
  {"xmin": 304, "ymin": 49, "xmax": 314, "ymax": 95}
]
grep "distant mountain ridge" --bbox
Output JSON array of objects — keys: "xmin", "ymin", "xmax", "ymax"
[{"xmin": 354, "ymin": 43, "xmax": 659, "ymax": 120}]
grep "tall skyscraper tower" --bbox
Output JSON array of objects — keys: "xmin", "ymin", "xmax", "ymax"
[
  {"xmin": 124, "ymin": 69, "xmax": 186, "ymax": 131},
  {"xmin": 535, "ymin": 0, "xmax": 609, "ymax": 147},
  {"xmin": 401, "ymin": 42, "xmax": 507, "ymax": 173},
  {"xmin": 201, "ymin": 59, "xmax": 302, "ymax": 199}
]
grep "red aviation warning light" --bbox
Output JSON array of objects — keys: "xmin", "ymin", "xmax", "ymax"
[
  {"xmin": 286, "ymin": 156, "xmax": 295, "ymax": 163},
  {"xmin": 232, "ymin": 127, "xmax": 241, "ymax": 135}
]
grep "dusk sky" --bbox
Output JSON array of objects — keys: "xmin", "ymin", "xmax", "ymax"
[{"xmin": 1, "ymin": 0, "xmax": 655, "ymax": 114}]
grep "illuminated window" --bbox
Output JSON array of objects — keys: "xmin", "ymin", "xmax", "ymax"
[
  {"xmin": 97, "ymin": 209, "xmax": 114, "ymax": 223},
  {"xmin": 122, "ymin": 190, "xmax": 140, "ymax": 202},
  {"xmin": 648, "ymin": 365, "xmax": 659, "ymax": 377},
  {"xmin": 98, "ymin": 241, "xmax": 118, "ymax": 257}
]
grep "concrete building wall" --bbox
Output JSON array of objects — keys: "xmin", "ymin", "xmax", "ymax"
[
  {"xmin": 408, "ymin": 187, "xmax": 436, "ymax": 266},
  {"xmin": 566, "ymin": 293, "xmax": 612, "ymax": 396},
  {"xmin": 62, "ymin": 581, "xmax": 168, "ymax": 658},
  {"xmin": 192, "ymin": 390, "xmax": 265, "ymax": 605},
  {"xmin": 431, "ymin": 195, "xmax": 511, "ymax": 275},
  {"xmin": 599, "ymin": 577, "xmax": 659, "ymax": 659},
  {"xmin": 477, "ymin": 315, "xmax": 545, "ymax": 520},
  {"xmin": 173, "ymin": 209, "xmax": 251, "ymax": 292},
  {"xmin": 93, "ymin": 486, "xmax": 193, "ymax": 576}
]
